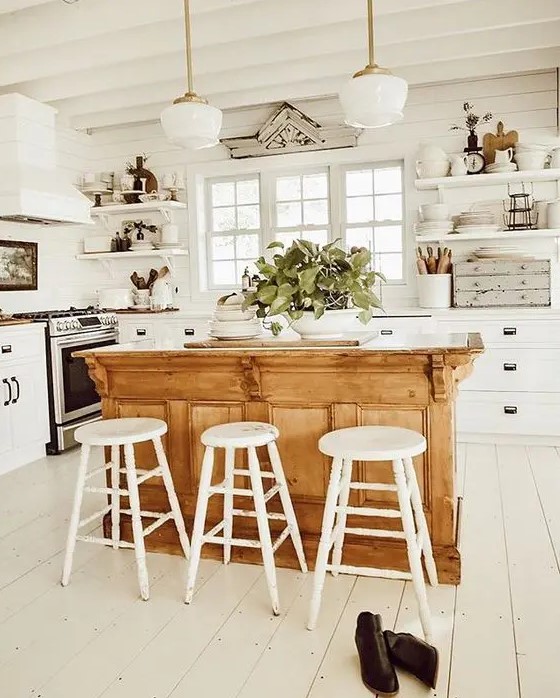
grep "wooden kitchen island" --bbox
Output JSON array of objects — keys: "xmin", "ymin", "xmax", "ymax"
[{"xmin": 79, "ymin": 332, "xmax": 483, "ymax": 584}]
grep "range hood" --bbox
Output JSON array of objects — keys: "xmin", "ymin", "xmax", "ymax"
[{"xmin": 0, "ymin": 94, "xmax": 92, "ymax": 226}]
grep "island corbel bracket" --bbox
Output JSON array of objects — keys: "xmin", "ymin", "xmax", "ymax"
[
  {"xmin": 430, "ymin": 354, "xmax": 449, "ymax": 402},
  {"xmin": 85, "ymin": 357, "xmax": 109, "ymax": 398},
  {"xmin": 240, "ymin": 357, "xmax": 262, "ymax": 400}
]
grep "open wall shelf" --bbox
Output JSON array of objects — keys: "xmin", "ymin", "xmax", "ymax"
[{"xmin": 415, "ymin": 168, "xmax": 560, "ymax": 191}]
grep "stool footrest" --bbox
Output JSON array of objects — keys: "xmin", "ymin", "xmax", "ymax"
[
  {"xmin": 205, "ymin": 535, "xmax": 262, "ymax": 549},
  {"xmin": 337, "ymin": 505, "xmax": 401, "ymax": 518},
  {"xmin": 344, "ymin": 526, "xmax": 406, "ymax": 539},
  {"xmin": 142, "ymin": 512, "xmax": 173, "ymax": 537},
  {"xmin": 84, "ymin": 486, "xmax": 129, "ymax": 496},
  {"xmin": 209, "ymin": 484, "xmax": 253, "ymax": 497},
  {"xmin": 271, "ymin": 525, "xmax": 291, "ymax": 553},
  {"xmin": 349, "ymin": 482, "xmax": 398, "ymax": 492},
  {"xmin": 327, "ymin": 563, "xmax": 413, "ymax": 581},
  {"xmin": 136, "ymin": 468, "xmax": 162, "ymax": 485},
  {"xmin": 232, "ymin": 509, "xmax": 286, "ymax": 521},
  {"xmin": 79, "ymin": 505, "xmax": 111, "ymax": 528},
  {"xmin": 233, "ymin": 468, "xmax": 275, "ymax": 479},
  {"xmin": 263, "ymin": 484, "xmax": 281, "ymax": 503},
  {"xmin": 76, "ymin": 534, "xmax": 135, "ymax": 549},
  {"xmin": 85, "ymin": 462, "xmax": 113, "ymax": 481}
]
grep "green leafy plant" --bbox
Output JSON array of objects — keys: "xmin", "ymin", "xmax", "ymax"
[{"xmin": 242, "ymin": 239, "xmax": 385, "ymax": 336}]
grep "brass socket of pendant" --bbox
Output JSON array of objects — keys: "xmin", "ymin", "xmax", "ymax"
[
  {"xmin": 353, "ymin": 63, "xmax": 392, "ymax": 78},
  {"xmin": 173, "ymin": 91, "xmax": 208, "ymax": 105}
]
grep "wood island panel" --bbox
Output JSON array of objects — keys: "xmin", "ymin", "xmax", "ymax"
[{"xmin": 80, "ymin": 336, "xmax": 483, "ymax": 584}]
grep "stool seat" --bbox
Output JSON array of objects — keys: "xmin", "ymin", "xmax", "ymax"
[
  {"xmin": 201, "ymin": 421, "xmax": 279, "ymax": 448},
  {"xmin": 75, "ymin": 418, "xmax": 167, "ymax": 446},
  {"xmin": 318, "ymin": 426, "xmax": 426, "ymax": 461}
]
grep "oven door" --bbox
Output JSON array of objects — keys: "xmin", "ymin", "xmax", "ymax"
[{"xmin": 51, "ymin": 330, "xmax": 118, "ymax": 424}]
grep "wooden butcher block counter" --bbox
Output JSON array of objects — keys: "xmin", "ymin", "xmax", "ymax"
[{"xmin": 77, "ymin": 332, "xmax": 483, "ymax": 584}]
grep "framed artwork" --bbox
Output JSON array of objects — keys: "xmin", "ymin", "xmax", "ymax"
[{"xmin": 0, "ymin": 240, "xmax": 38, "ymax": 291}]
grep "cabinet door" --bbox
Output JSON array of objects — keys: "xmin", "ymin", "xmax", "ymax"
[
  {"xmin": 0, "ymin": 372, "xmax": 14, "ymax": 457},
  {"xmin": 9, "ymin": 360, "xmax": 49, "ymax": 449}
]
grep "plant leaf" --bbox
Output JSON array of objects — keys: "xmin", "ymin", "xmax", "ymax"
[
  {"xmin": 358, "ymin": 308, "xmax": 373, "ymax": 325},
  {"xmin": 256, "ymin": 285, "xmax": 278, "ymax": 304},
  {"xmin": 298, "ymin": 266, "xmax": 320, "ymax": 293},
  {"xmin": 267, "ymin": 241, "xmax": 285, "ymax": 250},
  {"xmin": 268, "ymin": 296, "xmax": 292, "ymax": 316}
]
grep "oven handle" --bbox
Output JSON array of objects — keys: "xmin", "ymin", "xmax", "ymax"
[{"xmin": 52, "ymin": 331, "xmax": 118, "ymax": 348}]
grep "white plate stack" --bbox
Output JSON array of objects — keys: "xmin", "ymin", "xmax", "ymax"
[
  {"xmin": 472, "ymin": 245, "xmax": 535, "ymax": 260},
  {"xmin": 455, "ymin": 210, "xmax": 500, "ymax": 234},
  {"xmin": 209, "ymin": 293, "xmax": 262, "ymax": 340},
  {"xmin": 485, "ymin": 161, "xmax": 517, "ymax": 174}
]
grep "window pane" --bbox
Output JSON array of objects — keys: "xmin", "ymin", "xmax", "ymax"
[
  {"xmin": 347, "ymin": 196, "xmax": 373, "ymax": 223},
  {"xmin": 212, "ymin": 182, "xmax": 235, "ymax": 206},
  {"xmin": 374, "ymin": 167, "xmax": 402, "ymax": 194},
  {"xmin": 346, "ymin": 170, "xmax": 373, "ymax": 196},
  {"xmin": 276, "ymin": 176, "xmax": 301, "ymax": 201},
  {"xmin": 236, "ymin": 178, "xmax": 259, "ymax": 204},
  {"xmin": 305, "ymin": 230, "xmax": 329, "ymax": 245},
  {"xmin": 213, "ymin": 260, "xmax": 237, "ymax": 285},
  {"xmin": 211, "ymin": 235, "xmax": 234, "ymax": 260},
  {"xmin": 237, "ymin": 204, "xmax": 260, "ymax": 229},
  {"xmin": 235, "ymin": 233, "xmax": 259, "ymax": 259},
  {"xmin": 346, "ymin": 227, "xmax": 373, "ymax": 251},
  {"xmin": 277, "ymin": 201, "xmax": 302, "ymax": 227},
  {"xmin": 213, "ymin": 206, "xmax": 236, "ymax": 232},
  {"xmin": 375, "ymin": 194, "xmax": 402, "ymax": 222},
  {"xmin": 375, "ymin": 253, "xmax": 403, "ymax": 280},
  {"xmin": 276, "ymin": 231, "xmax": 299, "ymax": 248},
  {"xmin": 374, "ymin": 225, "xmax": 402, "ymax": 253},
  {"xmin": 303, "ymin": 199, "xmax": 329, "ymax": 225},
  {"xmin": 303, "ymin": 173, "xmax": 328, "ymax": 199}
]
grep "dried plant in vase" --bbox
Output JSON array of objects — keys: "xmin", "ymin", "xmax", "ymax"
[{"xmin": 450, "ymin": 102, "xmax": 493, "ymax": 151}]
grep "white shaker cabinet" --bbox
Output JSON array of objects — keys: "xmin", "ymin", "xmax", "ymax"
[
  {"xmin": 117, "ymin": 315, "xmax": 208, "ymax": 347},
  {"xmin": 0, "ymin": 324, "xmax": 50, "ymax": 474}
]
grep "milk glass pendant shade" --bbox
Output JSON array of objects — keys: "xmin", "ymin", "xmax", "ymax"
[
  {"xmin": 160, "ymin": 0, "xmax": 222, "ymax": 149},
  {"xmin": 339, "ymin": 0, "xmax": 408, "ymax": 128}
]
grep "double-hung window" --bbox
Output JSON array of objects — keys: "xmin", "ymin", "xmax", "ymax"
[
  {"xmin": 206, "ymin": 175, "xmax": 262, "ymax": 288},
  {"xmin": 342, "ymin": 163, "xmax": 404, "ymax": 281}
]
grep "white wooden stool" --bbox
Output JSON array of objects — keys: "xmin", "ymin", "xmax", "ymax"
[
  {"xmin": 61, "ymin": 418, "xmax": 190, "ymax": 600},
  {"xmin": 185, "ymin": 421, "xmax": 308, "ymax": 614},
  {"xmin": 307, "ymin": 426, "xmax": 438, "ymax": 641}
]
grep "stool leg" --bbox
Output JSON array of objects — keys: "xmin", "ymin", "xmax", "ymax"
[
  {"xmin": 307, "ymin": 456, "xmax": 344, "ymax": 631},
  {"xmin": 266, "ymin": 441, "xmax": 308, "ymax": 574},
  {"xmin": 223, "ymin": 447, "xmax": 235, "ymax": 565},
  {"xmin": 404, "ymin": 456, "xmax": 438, "ymax": 587},
  {"xmin": 110, "ymin": 445, "xmax": 120, "ymax": 550},
  {"xmin": 153, "ymin": 436, "xmax": 190, "ymax": 559},
  {"xmin": 393, "ymin": 458, "xmax": 433, "ymax": 643},
  {"xmin": 185, "ymin": 446, "xmax": 215, "ymax": 604},
  {"xmin": 124, "ymin": 443, "xmax": 150, "ymax": 601},
  {"xmin": 61, "ymin": 444, "xmax": 91, "ymax": 586},
  {"xmin": 331, "ymin": 459, "xmax": 353, "ymax": 575},
  {"xmin": 247, "ymin": 446, "xmax": 280, "ymax": 616}
]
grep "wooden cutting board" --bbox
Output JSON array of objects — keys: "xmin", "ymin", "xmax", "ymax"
[
  {"xmin": 184, "ymin": 331, "xmax": 379, "ymax": 349},
  {"xmin": 483, "ymin": 121, "xmax": 519, "ymax": 165},
  {"xmin": 0, "ymin": 318, "xmax": 32, "ymax": 326}
]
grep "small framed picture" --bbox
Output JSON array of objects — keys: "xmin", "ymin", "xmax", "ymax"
[{"xmin": 0, "ymin": 240, "xmax": 38, "ymax": 291}]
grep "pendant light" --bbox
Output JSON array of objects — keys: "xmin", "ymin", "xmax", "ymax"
[
  {"xmin": 161, "ymin": 0, "xmax": 223, "ymax": 149},
  {"xmin": 339, "ymin": 0, "xmax": 408, "ymax": 128}
]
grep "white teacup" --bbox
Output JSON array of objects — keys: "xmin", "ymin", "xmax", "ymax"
[
  {"xmin": 494, "ymin": 147, "xmax": 514, "ymax": 164},
  {"xmin": 515, "ymin": 151, "xmax": 547, "ymax": 171}
]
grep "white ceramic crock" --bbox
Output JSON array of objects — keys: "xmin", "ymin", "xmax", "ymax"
[{"xmin": 288, "ymin": 308, "xmax": 364, "ymax": 339}]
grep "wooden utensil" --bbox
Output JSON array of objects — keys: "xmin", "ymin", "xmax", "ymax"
[
  {"xmin": 426, "ymin": 246, "xmax": 437, "ymax": 274},
  {"xmin": 416, "ymin": 247, "xmax": 428, "ymax": 275},
  {"xmin": 483, "ymin": 121, "xmax": 519, "ymax": 165},
  {"xmin": 130, "ymin": 272, "xmax": 140, "ymax": 289},
  {"xmin": 147, "ymin": 268, "xmax": 159, "ymax": 288}
]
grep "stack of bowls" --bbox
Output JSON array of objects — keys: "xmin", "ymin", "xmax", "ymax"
[
  {"xmin": 209, "ymin": 293, "xmax": 262, "ymax": 340},
  {"xmin": 416, "ymin": 203, "xmax": 454, "ymax": 236},
  {"xmin": 415, "ymin": 144, "xmax": 450, "ymax": 179},
  {"xmin": 454, "ymin": 210, "xmax": 499, "ymax": 234},
  {"xmin": 514, "ymin": 143, "xmax": 550, "ymax": 171}
]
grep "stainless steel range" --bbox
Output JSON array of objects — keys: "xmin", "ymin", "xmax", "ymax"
[{"xmin": 13, "ymin": 307, "xmax": 119, "ymax": 454}]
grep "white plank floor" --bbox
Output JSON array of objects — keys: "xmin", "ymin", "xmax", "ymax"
[{"xmin": 1, "ymin": 443, "xmax": 559, "ymax": 697}]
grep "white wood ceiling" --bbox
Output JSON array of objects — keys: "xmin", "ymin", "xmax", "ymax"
[{"xmin": 1, "ymin": 0, "xmax": 559, "ymax": 131}]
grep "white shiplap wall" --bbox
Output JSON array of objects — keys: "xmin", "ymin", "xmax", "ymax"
[{"xmin": 1, "ymin": 70, "xmax": 558, "ymax": 314}]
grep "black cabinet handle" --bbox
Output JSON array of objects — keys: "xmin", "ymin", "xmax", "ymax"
[
  {"xmin": 380, "ymin": 329, "xmax": 393, "ymax": 336},
  {"xmin": 1, "ymin": 344, "xmax": 12, "ymax": 354},
  {"xmin": 2, "ymin": 378, "xmax": 11, "ymax": 406},
  {"xmin": 503, "ymin": 363, "xmax": 517, "ymax": 371},
  {"xmin": 11, "ymin": 377, "xmax": 20, "ymax": 404},
  {"xmin": 184, "ymin": 328, "xmax": 195, "ymax": 336},
  {"xmin": 503, "ymin": 327, "xmax": 517, "ymax": 336},
  {"xmin": 504, "ymin": 406, "xmax": 518, "ymax": 415},
  {"xmin": 136, "ymin": 329, "xmax": 147, "ymax": 336}
]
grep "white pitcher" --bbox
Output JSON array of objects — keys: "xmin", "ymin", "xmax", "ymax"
[{"xmin": 450, "ymin": 154, "xmax": 468, "ymax": 176}]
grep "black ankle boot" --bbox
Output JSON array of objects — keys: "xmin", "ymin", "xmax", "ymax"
[
  {"xmin": 355, "ymin": 612, "xmax": 399, "ymax": 696},
  {"xmin": 384, "ymin": 630, "xmax": 439, "ymax": 689}
]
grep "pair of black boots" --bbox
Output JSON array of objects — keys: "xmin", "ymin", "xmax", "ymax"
[{"xmin": 355, "ymin": 612, "xmax": 438, "ymax": 695}]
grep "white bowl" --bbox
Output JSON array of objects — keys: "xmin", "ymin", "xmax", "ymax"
[
  {"xmin": 416, "ymin": 160, "xmax": 450, "ymax": 179},
  {"xmin": 417, "ymin": 144, "xmax": 449, "ymax": 161},
  {"xmin": 213, "ymin": 309, "xmax": 256, "ymax": 322},
  {"xmin": 419, "ymin": 203, "xmax": 450, "ymax": 221},
  {"xmin": 514, "ymin": 152, "xmax": 547, "ymax": 171}
]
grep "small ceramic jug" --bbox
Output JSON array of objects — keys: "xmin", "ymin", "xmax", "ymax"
[
  {"xmin": 494, "ymin": 147, "xmax": 514, "ymax": 164},
  {"xmin": 450, "ymin": 154, "xmax": 468, "ymax": 176}
]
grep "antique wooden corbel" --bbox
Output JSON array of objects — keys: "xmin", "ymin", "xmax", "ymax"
[
  {"xmin": 240, "ymin": 357, "xmax": 262, "ymax": 400},
  {"xmin": 430, "ymin": 354, "xmax": 449, "ymax": 402},
  {"xmin": 85, "ymin": 357, "xmax": 109, "ymax": 398}
]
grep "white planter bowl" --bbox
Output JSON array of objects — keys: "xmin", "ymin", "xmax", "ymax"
[
  {"xmin": 416, "ymin": 160, "xmax": 450, "ymax": 179},
  {"xmin": 288, "ymin": 308, "xmax": 363, "ymax": 339},
  {"xmin": 419, "ymin": 203, "xmax": 450, "ymax": 221}
]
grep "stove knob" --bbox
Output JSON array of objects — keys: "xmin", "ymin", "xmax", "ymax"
[
  {"xmin": 73, "ymin": 320, "xmax": 80, "ymax": 329},
  {"xmin": 112, "ymin": 316, "xmax": 118, "ymax": 325},
  {"xmin": 56, "ymin": 321, "xmax": 64, "ymax": 331}
]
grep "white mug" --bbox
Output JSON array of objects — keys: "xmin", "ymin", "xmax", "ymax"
[{"xmin": 494, "ymin": 147, "xmax": 514, "ymax": 164}]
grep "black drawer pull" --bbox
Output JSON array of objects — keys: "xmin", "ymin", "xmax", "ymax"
[
  {"xmin": 136, "ymin": 329, "xmax": 147, "ymax": 336},
  {"xmin": 184, "ymin": 328, "xmax": 195, "ymax": 336},
  {"xmin": 11, "ymin": 376, "xmax": 20, "ymax": 404},
  {"xmin": 503, "ymin": 363, "xmax": 517, "ymax": 371},
  {"xmin": 1, "ymin": 344, "xmax": 12, "ymax": 354},
  {"xmin": 503, "ymin": 327, "xmax": 517, "ymax": 336},
  {"xmin": 504, "ymin": 406, "xmax": 518, "ymax": 415},
  {"xmin": 380, "ymin": 329, "xmax": 393, "ymax": 336},
  {"xmin": 2, "ymin": 378, "xmax": 11, "ymax": 406}
]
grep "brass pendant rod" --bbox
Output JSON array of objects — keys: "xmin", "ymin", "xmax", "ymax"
[
  {"xmin": 367, "ymin": 0, "xmax": 375, "ymax": 67},
  {"xmin": 183, "ymin": 0, "xmax": 195, "ymax": 94}
]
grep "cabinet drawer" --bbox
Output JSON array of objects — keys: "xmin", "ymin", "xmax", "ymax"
[
  {"xmin": 454, "ymin": 274, "xmax": 550, "ymax": 292},
  {"xmin": 461, "ymin": 348, "xmax": 560, "ymax": 392},
  {"xmin": 442, "ymin": 320, "xmax": 560, "ymax": 346},
  {"xmin": 118, "ymin": 322, "xmax": 154, "ymax": 343},
  {"xmin": 454, "ymin": 260, "xmax": 550, "ymax": 276},
  {"xmin": 0, "ymin": 326, "xmax": 44, "ymax": 362},
  {"xmin": 454, "ymin": 289, "xmax": 550, "ymax": 308},
  {"xmin": 373, "ymin": 316, "xmax": 437, "ymax": 336},
  {"xmin": 457, "ymin": 392, "xmax": 560, "ymax": 436}
]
